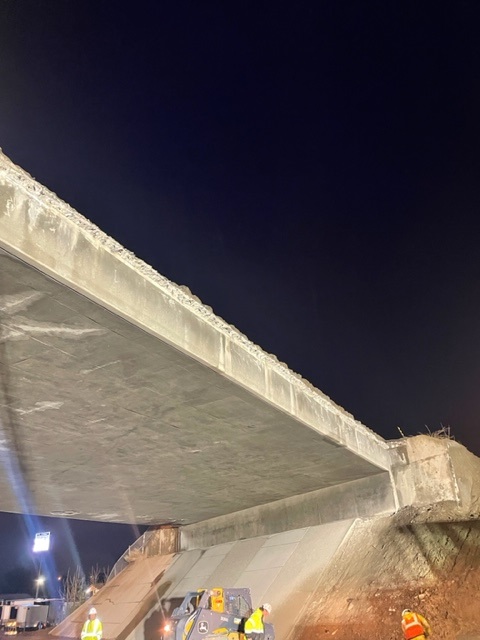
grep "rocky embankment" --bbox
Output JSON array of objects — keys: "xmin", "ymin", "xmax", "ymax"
[{"xmin": 295, "ymin": 514, "xmax": 480, "ymax": 640}]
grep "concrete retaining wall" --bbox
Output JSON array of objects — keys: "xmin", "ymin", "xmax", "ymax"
[{"xmin": 181, "ymin": 473, "xmax": 394, "ymax": 548}]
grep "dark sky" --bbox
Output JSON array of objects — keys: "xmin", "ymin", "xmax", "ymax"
[
  {"xmin": 1, "ymin": 0, "xmax": 480, "ymax": 588},
  {"xmin": 0, "ymin": 513, "xmax": 145, "ymax": 595}
]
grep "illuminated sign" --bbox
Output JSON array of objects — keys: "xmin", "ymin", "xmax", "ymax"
[{"xmin": 33, "ymin": 531, "xmax": 51, "ymax": 553}]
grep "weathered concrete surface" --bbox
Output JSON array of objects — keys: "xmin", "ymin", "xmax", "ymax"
[
  {"xmin": 0, "ymin": 150, "xmax": 395, "ymax": 524},
  {"xmin": 52, "ymin": 553, "xmax": 175, "ymax": 640},
  {"xmin": 51, "ymin": 439, "xmax": 480, "ymax": 640},
  {"xmin": 181, "ymin": 473, "xmax": 394, "ymax": 548},
  {"xmin": 51, "ymin": 518, "xmax": 355, "ymax": 640},
  {"xmin": 179, "ymin": 436, "xmax": 480, "ymax": 548},
  {"xmin": 391, "ymin": 436, "xmax": 480, "ymax": 521}
]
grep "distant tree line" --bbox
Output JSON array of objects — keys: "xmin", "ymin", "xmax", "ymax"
[
  {"xmin": 0, "ymin": 563, "xmax": 109, "ymax": 603},
  {"xmin": 61, "ymin": 564, "xmax": 109, "ymax": 612}
]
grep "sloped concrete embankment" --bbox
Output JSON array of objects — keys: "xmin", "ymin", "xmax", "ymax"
[
  {"xmin": 49, "ymin": 519, "xmax": 356, "ymax": 640},
  {"xmin": 46, "ymin": 514, "xmax": 480, "ymax": 640},
  {"xmin": 51, "ymin": 553, "xmax": 176, "ymax": 640},
  {"xmin": 52, "ymin": 438, "xmax": 480, "ymax": 640},
  {"xmin": 125, "ymin": 519, "xmax": 355, "ymax": 640}
]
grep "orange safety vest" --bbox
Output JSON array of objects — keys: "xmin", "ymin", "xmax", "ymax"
[{"xmin": 402, "ymin": 612, "xmax": 425, "ymax": 640}]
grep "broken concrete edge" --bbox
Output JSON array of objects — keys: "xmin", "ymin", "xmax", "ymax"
[
  {"xmin": 388, "ymin": 435, "xmax": 480, "ymax": 516},
  {"xmin": 0, "ymin": 150, "xmax": 392, "ymax": 471}
]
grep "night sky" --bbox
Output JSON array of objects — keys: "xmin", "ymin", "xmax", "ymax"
[{"xmin": 1, "ymin": 1, "xmax": 480, "ymax": 590}]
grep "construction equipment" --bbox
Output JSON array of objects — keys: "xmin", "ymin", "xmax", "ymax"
[{"xmin": 161, "ymin": 588, "xmax": 274, "ymax": 640}]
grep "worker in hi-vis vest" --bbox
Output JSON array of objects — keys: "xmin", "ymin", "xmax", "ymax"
[
  {"xmin": 244, "ymin": 603, "xmax": 272, "ymax": 640},
  {"xmin": 81, "ymin": 607, "xmax": 103, "ymax": 640},
  {"xmin": 401, "ymin": 609, "xmax": 431, "ymax": 640}
]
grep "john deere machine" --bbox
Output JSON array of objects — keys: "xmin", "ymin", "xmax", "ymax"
[{"xmin": 160, "ymin": 588, "xmax": 274, "ymax": 640}]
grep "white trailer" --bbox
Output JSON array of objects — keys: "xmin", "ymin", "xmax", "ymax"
[
  {"xmin": 17, "ymin": 604, "xmax": 49, "ymax": 630},
  {"xmin": 1, "ymin": 602, "xmax": 49, "ymax": 632}
]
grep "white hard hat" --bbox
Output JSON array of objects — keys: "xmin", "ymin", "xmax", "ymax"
[
  {"xmin": 262, "ymin": 603, "xmax": 272, "ymax": 614},
  {"xmin": 89, "ymin": 607, "xmax": 97, "ymax": 615}
]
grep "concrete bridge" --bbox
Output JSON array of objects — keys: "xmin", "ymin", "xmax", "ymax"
[
  {"xmin": 0, "ymin": 150, "xmax": 405, "ymax": 528},
  {"xmin": 3, "ymin": 152, "xmax": 480, "ymax": 640},
  {"xmin": 0, "ymin": 151, "xmax": 471, "ymax": 540}
]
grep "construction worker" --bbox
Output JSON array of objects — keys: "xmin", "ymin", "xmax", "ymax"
[
  {"xmin": 401, "ymin": 609, "xmax": 431, "ymax": 640},
  {"xmin": 81, "ymin": 607, "xmax": 103, "ymax": 640},
  {"xmin": 244, "ymin": 603, "xmax": 272, "ymax": 640}
]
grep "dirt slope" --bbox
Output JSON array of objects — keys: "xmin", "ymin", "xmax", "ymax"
[{"xmin": 294, "ymin": 515, "xmax": 480, "ymax": 640}]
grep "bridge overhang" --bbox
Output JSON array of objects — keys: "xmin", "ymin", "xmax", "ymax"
[{"xmin": 0, "ymin": 152, "xmax": 395, "ymax": 525}]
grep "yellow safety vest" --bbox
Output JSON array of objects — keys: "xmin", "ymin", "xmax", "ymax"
[
  {"xmin": 244, "ymin": 609, "xmax": 264, "ymax": 634},
  {"xmin": 81, "ymin": 618, "xmax": 103, "ymax": 640}
]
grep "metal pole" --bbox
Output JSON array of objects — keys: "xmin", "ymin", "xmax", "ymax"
[{"xmin": 35, "ymin": 555, "xmax": 43, "ymax": 599}]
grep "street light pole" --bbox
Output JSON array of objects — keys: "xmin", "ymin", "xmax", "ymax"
[
  {"xmin": 35, "ymin": 576, "xmax": 45, "ymax": 599},
  {"xmin": 32, "ymin": 531, "xmax": 50, "ymax": 600}
]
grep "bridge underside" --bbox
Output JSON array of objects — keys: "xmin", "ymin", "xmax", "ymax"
[
  {"xmin": 0, "ymin": 248, "xmax": 385, "ymax": 524},
  {"xmin": 0, "ymin": 151, "xmax": 392, "ymax": 525}
]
